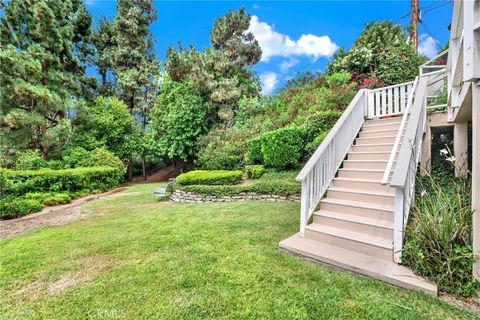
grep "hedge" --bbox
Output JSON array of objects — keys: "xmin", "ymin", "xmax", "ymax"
[
  {"xmin": 260, "ymin": 127, "xmax": 305, "ymax": 168},
  {"xmin": 246, "ymin": 136, "xmax": 263, "ymax": 164},
  {"xmin": 175, "ymin": 170, "xmax": 243, "ymax": 186},
  {"xmin": 245, "ymin": 165, "xmax": 265, "ymax": 179},
  {"xmin": 174, "ymin": 181, "xmax": 300, "ymax": 197},
  {"xmin": 0, "ymin": 197, "xmax": 43, "ymax": 220},
  {"xmin": 0, "ymin": 166, "xmax": 123, "ymax": 196}
]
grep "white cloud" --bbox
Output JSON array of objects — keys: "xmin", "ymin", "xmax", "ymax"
[
  {"xmin": 418, "ymin": 34, "xmax": 438, "ymax": 59},
  {"xmin": 279, "ymin": 58, "xmax": 299, "ymax": 73},
  {"xmin": 260, "ymin": 72, "xmax": 278, "ymax": 95},
  {"xmin": 247, "ymin": 15, "xmax": 338, "ymax": 62}
]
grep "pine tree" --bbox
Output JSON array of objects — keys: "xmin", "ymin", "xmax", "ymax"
[
  {"xmin": 0, "ymin": 0, "xmax": 94, "ymax": 163},
  {"xmin": 166, "ymin": 8, "xmax": 261, "ymax": 126},
  {"xmin": 110, "ymin": 0, "xmax": 159, "ymax": 180}
]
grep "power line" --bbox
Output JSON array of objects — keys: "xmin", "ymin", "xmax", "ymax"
[{"xmin": 419, "ymin": 20, "xmax": 443, "ymax": 49}]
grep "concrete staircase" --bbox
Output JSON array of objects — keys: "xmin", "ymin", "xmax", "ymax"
[{"xmin": 279, "ymin": 116, "xmax": 438, "ymax": 295}]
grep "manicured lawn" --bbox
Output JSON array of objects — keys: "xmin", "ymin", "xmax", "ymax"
[{"xmin": 0, "ymin": 183, "xmax": 476, "ymax": 319}]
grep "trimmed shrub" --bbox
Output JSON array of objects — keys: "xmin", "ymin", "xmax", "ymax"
[
  {"xmin": 196, "ymin": 141, "xmax": 244, "ymax": 170},
  {"xmin": 176, "ymin": 170, "xmax": 243, "ymax": 186},
  {"xmin": 0, "ymin": 197, "xmax": 43, "ymax": 220},
  {"xmin": 1, "ymin": 166, "xmax": 123, "ymax": 196},
  {"xmin": 260, "ymin": 127, "xmax": 305, "ymax": 168},
  {"xmin": 245, "ymin": 165, "xmax": 265, "ymax": 179},
  {"xmin": 24, "ymin": 192, "xmax": 72, "ymax": 206},
  {"xmin": 15, "ymin": 150, "xmax": 47, "ymax": 170},
  {"xmin": 246, "ymin": 137, "xmax": 263, "ymax": 164},
  {"xmin": 175, "ymin": 181, "xmax": 300, "ymax": 197}
]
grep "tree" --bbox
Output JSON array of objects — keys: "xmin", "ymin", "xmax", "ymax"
[
  {"xmin": 109, "ymin": 0, "xmax": 160, "ymax": 180},
  {"xmin": 69, "ymin": 97, "xmax": 139, "ymax": 163},
  {"xmin": 166, "ymin": 8, "xmax": 261, "ymax": 126},
  {"xmin": 0, "ymin": 0, "xmax": 94, "ymax": 162},
  {"xmin": 92, "ymin": 17, "xmax": 117, "ymax": 97},
  {"xmin": 327, "ymin": 21, "xmax": 425, "ymax": 85},
  {"xmin": 147, "ymin": 79, "xmax": 209, "ymax": 163}
]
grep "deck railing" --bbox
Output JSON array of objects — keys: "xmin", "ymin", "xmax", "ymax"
[
  {"xmin": 295, "ymin": 89, "xmax": 368, "ymax": 236},
  {"xmin": 367, "ymin": 81, "xmax": 415, "ymax": 118},
  {"xmin": 390, "ymin": 77, "xmax": 428, "ymax": 263}
]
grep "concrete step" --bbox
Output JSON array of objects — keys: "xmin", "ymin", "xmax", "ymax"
[
  {"xmin": 351, "ymin": 143, "xmax": 394, "ymax": 152},
  {"xmin": 326, "ymin": 187, "xmax": 395, "ymax": 206},
  {"xmin": 359, "ymin": 128, "xmax": 404, "ymax": 139},
  {"xmin": 319, "ymin": 198, "xmax": 394, "ymax": 223},
  {"xmin": 331, "ymin": 177, "xmax": 394, "ymax": 193},
  {"xmin": 347, "ymin": 152, "xmax": 397, "ymax": 161},
  {"xmin": 355, "ymin": 136, "xmax": 397, "ymax": 145},
  {"xmin": 279, "ymin": 234, "xmax": 438, "ymax": 296},
  {"xmin": 342, "ymin": 160, "xmax": 392, "ymax": 170},
  {"xmin": 338, "ymin": 168, "xmax": 387, "ymax": 179},
  {"xmin": 365, "ymin": 116, "xmax": 406, "ymax": 125},
  {"xmin": 304, "ymin": 223, "xmax": 392, "ymax": 260},
  {"xmin": 313, "ymin": 210, "xmax": 393, "ymax": 239},
  {"xmin": 361, "ymin": 122, "xmax": 402, "ymax": 132}
]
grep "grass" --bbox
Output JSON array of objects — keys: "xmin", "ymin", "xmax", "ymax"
[{"xmin": 0, "ymin": 183, "xmax": 477, "ymax": 319}]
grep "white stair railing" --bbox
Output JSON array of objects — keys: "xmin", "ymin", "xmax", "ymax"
[
  {"xmin": 390, "ymin": 77, "xmax": 428, "ymax": 263},
  {"xmin": 381, "ymin": 76, "xmax": 419, "ymax": 184},
  {"xmin": 296, "ymin": 89, "xmax": 368, "ymax": 236},
  {"xmin": 367, "ymin": 81, "xmax": 415, "ymax": 118}
]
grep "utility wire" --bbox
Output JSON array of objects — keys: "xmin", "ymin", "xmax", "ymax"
[{"xmin": 419, "ymin": 20, "xmax": 443, "ymax": 49}]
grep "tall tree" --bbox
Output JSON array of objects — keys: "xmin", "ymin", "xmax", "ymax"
[
  {"xmin": 166, "ymin": 8, "xmax": 261, "ymax": 126},
  {"xmin": 0, "ymin": 0, "xmax": 94, "ymax": 163},
  {"xmin": 109, "ymin": 0, "xmax": 159, "ymax": 180},
  {"xmin": 92, "ymin": 17, "xmax": 117, "ymax": 97}
]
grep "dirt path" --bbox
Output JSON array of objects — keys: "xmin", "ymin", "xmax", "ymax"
[
  {"xmin": 0, "ymin": 187, "xmax": 128, "ymax": 239},
  {"xmin": 132, "ymin": 165, "xmax": 182, "ymax": 183}
]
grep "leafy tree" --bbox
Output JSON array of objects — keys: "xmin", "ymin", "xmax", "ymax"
[
  {"xmin": 327, "ymin": 21, "xmax": 424, "ymax": 85},
  {"xmin": 0, "ymin": 0, "xmax": 94, "ymax": 162},
  {"xmin": 69, "ymin": 97, "xmax": 139, "ymax": 162},
  {"xmin": 166, "ymin": 8, "xmax": 261, "ymax": 126},
  {"xmin": 147, "ymin": 79, "xmax": 209, "ymax": 162}
]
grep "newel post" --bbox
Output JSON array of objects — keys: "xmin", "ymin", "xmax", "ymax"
[
  {"xmin": 299, "ymin": 179, "xmax": 309, "ymax": 237},
  {"xmin": 393, "ymin": 187, "xmax": 404, "ymax": 263}
]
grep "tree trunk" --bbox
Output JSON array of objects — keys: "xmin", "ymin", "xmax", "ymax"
[{"xmin": 127, "ymin": 158, "xmax": 133, "ymax": 182}]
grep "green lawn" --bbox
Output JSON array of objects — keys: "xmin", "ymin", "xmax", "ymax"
[{"xmin": 0, "ymin": 183, "xmax": 476, "ymax": 319}]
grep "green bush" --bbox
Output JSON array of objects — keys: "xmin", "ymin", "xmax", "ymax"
[
  {"xmin": 305, "ymin": 131, "xmax": 329, "ymax": 159},
  {"xmin": 402, "ymin": 172, "xmax": 480, "ymax": 296},
  {"xmin": 260, "ymin": 127, "xmax": 305, "ymax": 168},
  {"xmin": 24, "ymin": 192, "xmax": 72, "ymax": 206},
  {"xmin": 80, "ymin": 148, "xmax": 125, "ymax": 173},
  {"xmin": 195, "ymin": 128, "xmax": 249, "ymax": 170},
  {"xmin": 196, "ymin": 141, "xmax": 244, "ymax": 170},
  {"xmin": 0, "ymin": 197, "xmax": 43, "ymax": 219},
  {"xmin": 245, "ymin": 165, "xmax": 265, "ymax": 179},
  {"xmin": 246, "ymin": 137, "xmax": 263, "ymax": 164},
  {"xmin": 176, "ymin": 170, "xmax": 243, "ymax": 186},
  {"xmin": 62, "ymin": 146, "xmax": 91, "ymax": 168},
  {"xmin": 15, "ymin": 150, "xmax": 47, "ymax": 170},
  {"xmin": 1, "ymin": 166, "xmax": 123, "ymax": 196},
  {"xmin": 304, "ymin": 111, "xmax": 341, "ymax": 142}
]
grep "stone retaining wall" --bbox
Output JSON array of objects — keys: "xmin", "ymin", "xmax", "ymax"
[{"xmin": 170, "ymin": 190, "xmax": 300, "ymax": 203}]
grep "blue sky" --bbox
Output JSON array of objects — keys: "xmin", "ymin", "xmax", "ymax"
[{"xmin": 85, "ymin": 1, "xmax": 453, "ymax": 94}]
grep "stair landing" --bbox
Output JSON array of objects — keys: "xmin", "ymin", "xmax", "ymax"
[{"xmin": 279, "ymin": 233, "xmax": 437, "ymax": 295}]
